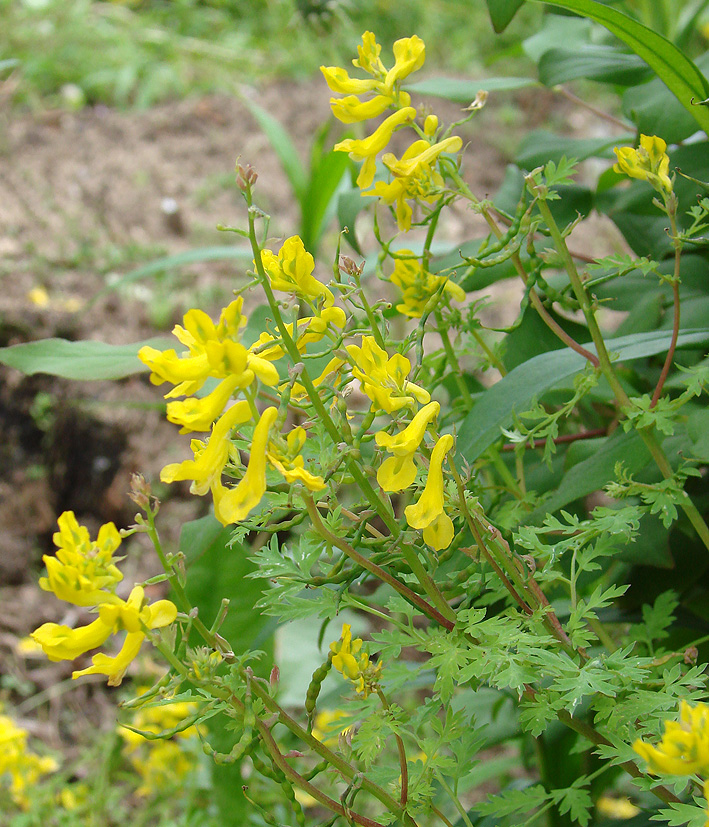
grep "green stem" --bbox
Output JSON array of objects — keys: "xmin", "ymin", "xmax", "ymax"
[
  {"xmin": 304, "ymin": 496, "xmax": 454, "ymax": 630},
  {"xmin": 470, "ymin": 326, "xmax": 507, "ymax": 374},
  {"xmin": 435, "ymin": 309, "xmax": 473, "ymax": 410},
  {"xmin": 533, "ymin": 195, "xmax": 709, "ymax": 553},
  {"xmin": 244, "ymin": 187, "xmax": 454, "ymax": 622},
  {"xmin": 377, "ymin": 688, "xmax": 408, "ymax": 807},
  {"xmin": 651, "ymin": 205, "xmax": 681, "ymax": 408},
  {"xmin": 446, "ymin": 165, "xmax": 599, "ymax": 366},
  {"xmin": 435, "ymin": 772, "xmax": 475, "ymax": 827}
]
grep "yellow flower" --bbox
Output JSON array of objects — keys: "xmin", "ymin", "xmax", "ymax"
[
  {"xmin": 346, "ymin": 335, "xmax": 430, "ymax": 414},
  {"xmin": 334, "ymin": 107, "xmax": 416, "ymax": 189},
  {"xmin": 39, "ymin": 511, "xmax": 123, "ymax": 607},
  {"xmin": 0, "ymin": 712, "xmax": 57, "ymax": 809},
  {"xmin": 613, "ymin": 134, "xmax": 673, "ymax": 193},
  {"xmin": 634, "ymin": 701, "xmax": 709, "ymax": 777},
  {"xmin": 33, "ymin": 586, "xmax": 177, "ymax": 687},
  {"xmin": 383, "ymin": 35, "xmax": 426, "ymax": 90},
  {"xmin": 32, "ymin": 616, "xmax": 115, "ymax": 662},
  {"xmin": 266, "ymin": 426, "xmax": 326, "ymax": 491},
  {"xmin": 388, "ymin": 253, "xmax": 466, "ymax": 316},
  {"xmin": 329, "ymin": 624, "xmax": 382, "ymax": 698},
  {"xmin": 323, "ymin": 33, "xmax": 423, "ymax": 126},
  {"xmin": 375, "ymin": 401, "xmax": 440, "ymax": 491},
  {"xmin": 261, "ymin": 235, "xmax": 335, "ymax": 308},
  {"xmin": 139, "ymin": 297, "xmax": 278, "ymax": 432},
  {"xmin": 365, "ymin": 136, "xmax": 462, "ymax": 232},
  {"xmin": 71, "ymin": 586, "xmax": 178, "ymax": 686},
  {"xmin": 404, "ymin": 434, "xmax": 455, "ymax": 550},
  {"xmin": 250, "ymin": 307, "xmax": 347, "ymax": 363},
  {"xmin": 311, "ymin": 709, "xmax": 353, "ymax": 746},
  {"xmin": 161, "ymin": 400, "xmax": 253, "ymax": 495},
  {"xmin": 329, "ymin": 92, "xmax": 408, "ymax": 124},
  {"xmin": 212, "ymin": 406, "xmax": 278, "ymax": 525},
  {"xmin": 321, "ymin": 66, "xmax": 380, "ymax": 96},
  {"xmin": 596, "ymin": 796, "xmax": 640, "ymax": 820}
]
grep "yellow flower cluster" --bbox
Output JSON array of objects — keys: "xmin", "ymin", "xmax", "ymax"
[
  {"xmin": 342, "ymin": 335, "xmax": 456, "ymax": 550},
  {"xmin": 0, "ymin": 711, "xmax": 57, "ymax": 809},
  {"xmin": 389, "ymin": 251, "xmax": 466, "ymax": 318},
  {"xmin": 330, "ymin": 623, "xmax": 382, "ymax": 698},
  {"xmin": 138, "ymin": 236, "xmax": 343, "ymax": 525},
  {"xmin": 322, "ymin": 32, "xmax": 462, "ymax": 231},
  {"xmin": 119, "ymin": 692, "xmax": 199, "ymax": 797},
  {"xmin": 634, "ymin": 701, "xmax": 709, "ymax": 825},
  {"xmin": 31, "ymin": 512, "xmax": 177, "ymax": 686},
  {"xmin": 613, "ymin": 134, "xmax": 673, "ymax": 194}
]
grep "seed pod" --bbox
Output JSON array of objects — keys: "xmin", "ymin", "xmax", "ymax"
[{"xmin": 305, "ymin": 655, "xmax": 333, "ymax": 718}]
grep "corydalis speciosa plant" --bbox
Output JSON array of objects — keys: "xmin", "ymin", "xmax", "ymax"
[{"xmin": 24, "ymin": 28, "xmax": 709, "ymax": 827}]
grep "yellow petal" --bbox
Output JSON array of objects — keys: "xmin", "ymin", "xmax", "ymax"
[{"xmin": 404, "ymin": 434, "xmax": 454, "ymax": 529}]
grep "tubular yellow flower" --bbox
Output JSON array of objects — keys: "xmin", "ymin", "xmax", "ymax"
[
  {"xmin": 160, "ymin": 400, "xmax": 253, "ymax": 495},
  {"xmin": 31, "ymin": 617, "xmax": 114, "ymax": 662},
  {"xmin": 39, "ymin": 511, "xmax": 123, "ymax": 607},
  {"xmin": 346, "ymin": 335, "xmax": 430, "ymax": 414},
  {"xmin": 375, "ymin": 401, "xmax": 440, "ymax": 491},
  {"xmin": 334, "ymin": 107, "xmax": 416, "ymax": 189},
  {"xmin": 266, "ymin": 426, "xmax": 326, "ymax": 491},
  {"xmin": 322, "ymin": 35, "xmax": 415, "ymax": 123},
  {"xmin": 329, "ymin": 93, "xmax": 406, "ymax": 124},
  {"xmin": 261, "ymin": 235, "xmax": 335, "ymax": 308},
  {"xmin": 365, "ymin": 137, "xmax": 462, "ymax": 232},
  {"xmin": 383, "ymin": 35, "xmax": 426, "ymax": 90},
  {"xmin": 330, "ymin": 623, "xmax": 362, "ymax": 680},
  {"xmin": 139, "ymin": 297, "xmax": 276, "ymax": 434},
  {"xmin": 389, "ymin": 253, "xmax": 466, "ymax": 317},
  {"xmin": 634, "ymin": 701, "xmax": 709, "ymax": 777},
  {"xmin": 404, "ymin": 434, "xmax": 455, "ymax": 550},
  {"xmin": 353, "ymin": 30, "xmax": 387, "ymax": 76},
  {"xmin": 166, "ymin": 374, "xmax": 243, "ymax": 433},
  {"xmin": 329, "ymin": 623, "xmax": 382, "ymax": 698},
  {"xmin": 613, "ymin": 134, "xmax": 673, "ymax": 193},
  {"xmin": 212, "ymin": 406, "xmax": 278, "ymax": 525},
  {"xmin": 320, "ymin": 66, "xmax": 379, "ymax": 96},
  {"xmin": 72, "ymin": 586, "xmax": 178, "ymax": 686}
]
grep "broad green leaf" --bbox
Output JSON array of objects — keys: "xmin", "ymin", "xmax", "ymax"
[
  {"xmin": 407, "ymin": 76, "xmax": 536, "ymax": 103},
  {"xmin": 241, "ymin": 96, "xmax": 308, "ymax": 203},
  {"xmin": 485, "ymin": 0, "xmax": 525, "ymax": 32},
  {"xmin": 528, "ymin": 0, "xmax": 709, "ymax": 134},
  {"xmin": 90, "ymin": 245, "xmax": 253, "ymax": 303},
  {"xmin": 522, "ymin": 431, "xmax": 651, "ymax": 524},
  {"xmin": 0, "ymin": 336, "xmax": 172, "ymax": 380},
  {"xmin": 522, "ymin": 15, "xmax": 591, "ymax": 63},
  {"xmin": 502, "ymin": 304, "xmax": 589, "ymax": 372},
  {"xmin": 300, "ymin": 147, "xmax": 350, "ymax": 253},
  {"xmin": 621, "ymin": 54, "xmax": 709, "ymax": 143},
  {"xmin": 515, "ymin": 131, "xmax": 632, "ymax": 168},
  {"xmin": 338, "ymin": 188, "xmax": 366, "ymax": 255},
  {"xmin": 181, "ymin": 515, "xmax": 273, "ymax": 827},
  {"xmin": 539, "ymin": 45, "xmax": 651, "ymax": 86},
  {"xmin": 457, "ymin": 328, "xmax": 709, "ymax": 463}
]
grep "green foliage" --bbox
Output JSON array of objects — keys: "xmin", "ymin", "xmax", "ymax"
[{"xmin": 9, "ymin": 6, "xmax": 709, "ymax": 827}]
